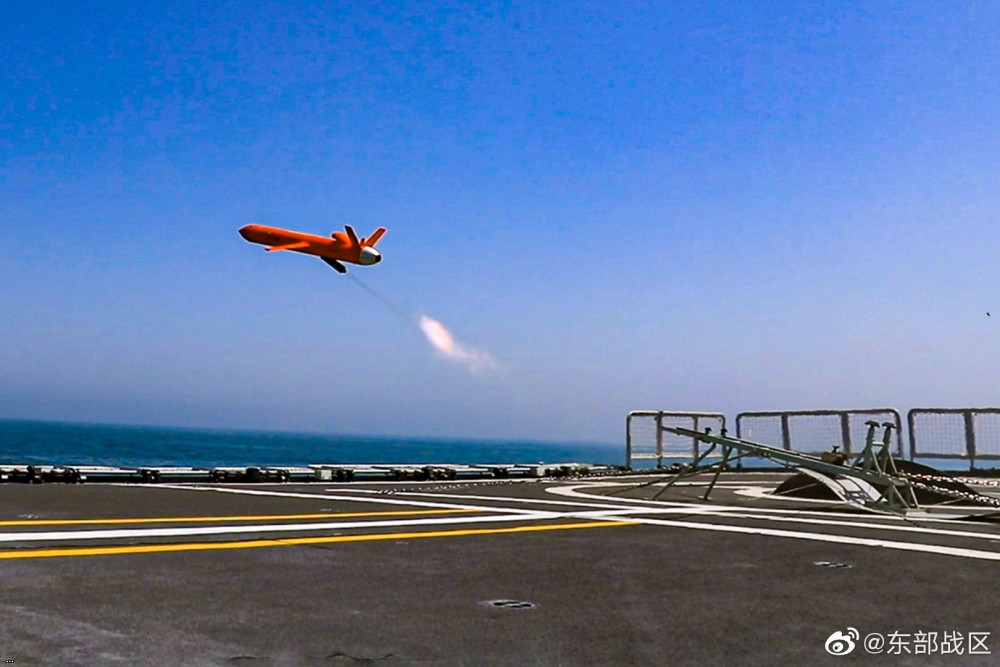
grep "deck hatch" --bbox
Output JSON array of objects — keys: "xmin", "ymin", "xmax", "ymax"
[{"xmin": 483, "ymin": 599, "xmax": 537, "ymax": 610}]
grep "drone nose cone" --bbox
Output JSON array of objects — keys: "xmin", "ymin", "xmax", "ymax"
[{"xmin": 359, "ymin": 246, "xmax": 382, "ymax": 265}]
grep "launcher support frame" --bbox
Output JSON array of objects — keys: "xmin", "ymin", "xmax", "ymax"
[{"xmin": 651, "ymin": 423, "xmax": 919, "ymax": 514}]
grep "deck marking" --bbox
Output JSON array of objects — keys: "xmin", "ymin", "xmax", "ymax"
[
  {"xmin": 546, "ymin": 485, "xmax": 1000, "ymax": 542},
  {"xmin": 7, "ymin": 480, "xmax": 1000, "ymax": 562},
  {"xmin": 0, "ymin": 520, "xmax": 636, "ymax": 560},
  {"xmin": 342, "ymin": 488, "xmax": 636, "ymax": 510},
  {"xmin": 565, "ymin": 508, "xmax": 1000, "ymax": 543},
  {"xmin": 676, "ymin": 511, "xmax": 1000, "ymax": 542},
  {"xmin": 546, "ymin": 484, "xmax": 1000, "ymax": 524},
  {"xmin": 618, "ymin": 515, "xmax": 1000, "ymax": 562},
  {"xmin": 153, "ymin": 485, "xmax": 543, "ymax": 514},
  {"xmin": 0, "ymin": 509, "xmax": 479, "ymax": 527},
  {"xmin": 0, "ymin": 511, "xmax": 560, "ymax": 543}
]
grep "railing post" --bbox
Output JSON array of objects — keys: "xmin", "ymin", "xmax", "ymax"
[
  {"xmin": 889, "ymin": 410, "xmax": 903, "ymax": 459},
  {"xmin": 693, "ymin": 415, "xmax": 701, "ymax": 458},
  {"xmin": 655, "ymin": 412, "xmax": 664, "ymax": 469},
  {"xmin": 626, "ymin": 415, "xmax": 633, "ymax": 469},
  {"xmin": 965, "ymin": 410, "xmax": 976, "ymax": 471},
  {"xmin": 907, "ymin": 410, "xmax": 917, "ymax": 461},
  {"xmin": 840, "ymin": 413, "xmax": 851, "ymax": 457}
]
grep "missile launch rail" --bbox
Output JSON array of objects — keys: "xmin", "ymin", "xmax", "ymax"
[{"xmin": 643, "ymin": 421, "xmax": 1000, "ymax": 515}]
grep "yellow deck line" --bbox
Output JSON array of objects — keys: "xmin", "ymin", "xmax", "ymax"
[
  {"xmin": 0, "ymin": 508, "xmax": 479, "ymax": 527},
  {"xmin": 0, "ymin": 520, "xmax": 636, "ymax": 560}
]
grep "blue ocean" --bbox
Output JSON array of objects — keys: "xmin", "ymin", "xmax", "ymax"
[{"xmin": 0, "ymin": 420, "xmax": 623, "ymax": 469}]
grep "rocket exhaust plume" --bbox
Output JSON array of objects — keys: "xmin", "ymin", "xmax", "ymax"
[
  {"xmin": 348, "ymin": 275, "xmax": 499, "ymax": 373},
  {"xmin": 417, "ymin": 315, "xmax": 499, "ymax": 373}
]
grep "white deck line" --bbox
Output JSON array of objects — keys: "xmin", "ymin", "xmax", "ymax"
[
  {"xmin": 560, "ymin": 507, "xmax": 1000, "ymax": 543},
  {"xmin": 545, "ymin": 483, "xmax": 998, "ymax": 524},
  {"xmin": 0, "ymin": 511, "xmax": 560, "ymax": 543},
  {"xmin": 147, "ymin": 484, "xmax": 543, "ymax": 515},
  {"xmin": 315, "ymin": 482, "xmax": 1000, "ymax": 545},
  {"xmin": 607, "ymin": 515, "xmax": 1000, "ymax": 562},
  {"xmin": 337, "ymin": 488, "xmax": 641, "ymax": 510},
  {"xmin": 358, "ymin": 487, "xmax": 1000, "ymax": 543}
]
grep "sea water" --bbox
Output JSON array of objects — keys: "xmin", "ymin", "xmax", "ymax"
[{"xmin": 0, "ymin": 420, "xmax": 624, "ymax": 469}]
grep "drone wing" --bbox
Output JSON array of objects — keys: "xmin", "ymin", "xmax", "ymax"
[{"xmin": 265, "ymin": 242, "xmax": 310, "ymax": 252}]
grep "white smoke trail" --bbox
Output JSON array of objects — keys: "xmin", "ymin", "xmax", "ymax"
[{"xmin": 418, "ymin": 315, "xmax": 499, "ymax": 373}]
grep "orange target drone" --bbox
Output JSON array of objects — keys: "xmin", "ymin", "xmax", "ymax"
[{"xmin": 239, "ymin": 224, "xmax": 387, "ymax": 274}]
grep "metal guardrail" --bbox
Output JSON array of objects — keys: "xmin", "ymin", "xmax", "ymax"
[
  {"xmin": 626, "ymin": 411, "xmax": 726, "ymax": 468},
  {"xmin": 734, "ymin": 408, "xmax": 904, "ymax": 458},
  {"xmin": 628, "ymin": 407, "xmax": 1000, "ymax": 470},
  {"xmin": 908, "ymin": 408, "xmax": 1000, "ymax": 467}
]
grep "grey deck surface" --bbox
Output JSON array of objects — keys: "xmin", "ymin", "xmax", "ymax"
[{"xmin": 0, "ymin": 474, "xmax": 997, "ymax": 665}]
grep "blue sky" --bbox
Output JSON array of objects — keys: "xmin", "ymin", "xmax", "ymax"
[{"xmin": 2, "ymin": 1, "xmax": 999, "ymax": 443}]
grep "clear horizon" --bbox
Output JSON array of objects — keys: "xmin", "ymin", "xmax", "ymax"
[{"xmin": 0, "ymin": 415, "xmax": 621, "ymax": 448}]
